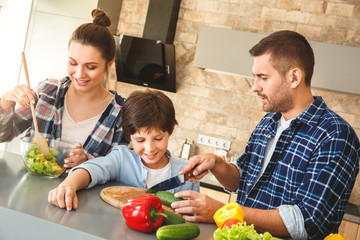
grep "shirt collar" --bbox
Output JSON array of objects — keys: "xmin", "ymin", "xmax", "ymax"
[
  {"xmin": 268, "ymin": 96, "xmax": 326, "ymax": 129},
  {"xmin": 295, "ymin": 96, "xmax": 326, "ymax": 127}
]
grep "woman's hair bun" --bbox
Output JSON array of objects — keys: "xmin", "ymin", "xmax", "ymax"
[{"xmin": 91, "ymin": 9, "xmax": 111, "ymax": 28}]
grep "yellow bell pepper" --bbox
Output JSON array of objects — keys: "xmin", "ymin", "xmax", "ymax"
[
  {"xmin": 213, "ymin": 202, "xmax": 244, "ymax": 228},
  {"xmin": 324, "ymin": 234, "xmax": 349, "ymax": 240}
]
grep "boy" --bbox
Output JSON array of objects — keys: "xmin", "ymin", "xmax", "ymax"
[{"xmin": 48, "ymin": 89, "xmax": 199, "ymax": 211}]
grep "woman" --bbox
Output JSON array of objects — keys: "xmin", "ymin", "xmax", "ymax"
[{"xmin": 0, "ymin": 9, "xmax": 128, "ymax": 170}]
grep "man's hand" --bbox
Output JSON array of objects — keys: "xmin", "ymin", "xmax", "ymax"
[
  {"xmin": 171, "ymin": 190, "xmax": 224, "ymax": 223},
  {"xmin": 178, "ymin": 153, "xmax": 222, "ymax": 183}
]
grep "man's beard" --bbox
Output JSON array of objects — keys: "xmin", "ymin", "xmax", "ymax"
[{"xmin": 260, "ymin": 86, "xmax": 293, "ymax": 113}]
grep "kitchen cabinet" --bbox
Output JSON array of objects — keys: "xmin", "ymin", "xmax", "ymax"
[
  {"xmin": 200, "ymin": 186, "xmax": 230, "ymax": 204},
  {"xmin": 229, "ymin": 193, "xmax": 237, "ymax": 202},
  {"xmin": 200, "ymin": 186, "xmax": 239, "ymax": 204},
  {"xmin": 194, "ymin": 26, "xmax": 360, "ymax": 95},
  {"xmin": 339, "ymin": 220, "xmax": 360, "ymax": 240}
]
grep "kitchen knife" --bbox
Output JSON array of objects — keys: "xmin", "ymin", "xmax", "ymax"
[{"xmin": 149, "ymin": 171, "xmax": 194, "ymax": 192}]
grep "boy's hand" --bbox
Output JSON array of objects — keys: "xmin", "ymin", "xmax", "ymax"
[{"xmin": 48, "ymin": 183, "xmax": 78, "ymax": 211}]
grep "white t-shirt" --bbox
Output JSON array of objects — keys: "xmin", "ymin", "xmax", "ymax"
[
  {"xmin": 255, "ymin": 116, "xmax": 293, "ymax": 182},
  {"xmin": 146, "ymin": 158, "xmax": 171, "ymax": 189},
  {"xmin": 61, "ymin": 100, "xmax": 101, "ymax": 145}
]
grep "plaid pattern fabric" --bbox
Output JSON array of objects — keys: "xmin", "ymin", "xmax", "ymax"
[
  {"xmin": 236, "ymin": 96, "xmax": 360, "ymax": 239},
  {"xmin": 0, "ymin": 77, "xmax": 128, "ymax": 157}
]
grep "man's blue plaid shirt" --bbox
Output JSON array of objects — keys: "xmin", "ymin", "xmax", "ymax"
[{"xmin": 235, "ymin": 96, "xmax": 359, "ymax": 239}]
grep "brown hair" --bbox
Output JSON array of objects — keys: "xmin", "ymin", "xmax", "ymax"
[
  {"xmin": 121, "ymin": 89, "xmax": 178, "ymax": 140},
  {"xmin": 249, "ymin": 30, "xmax": 314, "ymax": 86},
  {"xmin": 69, "ymin": 9, "xmax": 115, "ymax": 87}
]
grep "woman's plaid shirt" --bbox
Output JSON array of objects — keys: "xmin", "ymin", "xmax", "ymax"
[{"xmin": 0, "ymin": 77, "xmax": 128, "ymax": 158}]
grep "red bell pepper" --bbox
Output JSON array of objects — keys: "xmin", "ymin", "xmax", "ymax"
[
  {"xmin": 122, "ymin": 195, "xmax": 167, "ymax": 233},
  {"xmin": 222, "ymin": 218, "xmax": 241, "ymax": 229}
]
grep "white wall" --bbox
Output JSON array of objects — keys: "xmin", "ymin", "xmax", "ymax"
[
  {"xmin": 0, "ymin": 0, "xmax": 32, "ymax": 97},
  {"xmin": 0, "ymin": 0, "xmax": 32, "ymax": 152},
  {"xmin": 1, "ymin": 0, "xmax": 98, "ymax": 153},
  {"xmin": 22, "ymin": 0, "xmax": 98, "ymax": 87}
]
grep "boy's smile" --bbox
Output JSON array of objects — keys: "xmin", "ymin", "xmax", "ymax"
[{"xmin": 130, "ymin": 127, "xmax": 170, "ymax": 169}]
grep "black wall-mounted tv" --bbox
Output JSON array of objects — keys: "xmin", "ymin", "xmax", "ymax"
[{"xmin": 114, "ymin": 35, "xmax": 176, "ymax": 93}]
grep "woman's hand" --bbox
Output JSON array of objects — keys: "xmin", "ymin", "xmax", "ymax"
[
  {"xmin": 48, "ymin": 183, "xmax": 78, "ymax": 211},
  {"xmin": 0, "ymin": 85, "xmax": 35, "ymax": 109},
  {"xmin": 171, "ymin": 190, "xmax": 224, "ymax": 223},
  {"xmin": 64, "ymin": 143, "xmax": 88, "ymax": 173}
]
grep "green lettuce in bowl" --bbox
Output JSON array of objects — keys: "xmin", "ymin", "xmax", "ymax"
[{"xmin": 20, "ymin": 137, "xmax": 73, "ymax": 178}]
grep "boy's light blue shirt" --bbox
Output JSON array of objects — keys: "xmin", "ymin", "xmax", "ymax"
[{"xmin": 71, "ymin": 145, "xmax": 199, "ymax": 193}]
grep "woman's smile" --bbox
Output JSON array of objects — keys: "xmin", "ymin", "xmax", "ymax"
[{"xmin": 74, "ymin": 78, "xmax": 90, "ymax": 86}]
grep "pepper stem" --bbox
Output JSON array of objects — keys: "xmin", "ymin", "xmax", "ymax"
[{"xmin": 150, "ymin": 207, "xmax": 167, "ymax": 222}]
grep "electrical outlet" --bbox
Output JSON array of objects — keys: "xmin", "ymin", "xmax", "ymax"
[{"xmin": 197, "ymin": 134, "xmax": 231, "ymax": 150}]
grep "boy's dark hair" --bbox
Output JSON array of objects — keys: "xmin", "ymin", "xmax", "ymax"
[
  {"xmin": 249, "ymin": 30, "xmax": 314, "ymax": 86},
  {"xmin": 121, "ymin": 89, "xmax": 178, "ymax": 140}
]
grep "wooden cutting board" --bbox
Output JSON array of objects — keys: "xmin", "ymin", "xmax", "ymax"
[{"xmin": 100, "ymin": 186, "xmax": 177, "ymax": 214}]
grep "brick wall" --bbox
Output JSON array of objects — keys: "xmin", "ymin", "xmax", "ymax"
[{"xmin": 108, "ymin": 0, "xmax": 360, "ymax": 201}]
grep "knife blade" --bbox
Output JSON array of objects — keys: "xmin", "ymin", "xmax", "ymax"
[{"xmin": 149, "ymin": 171, "xmax": 194, "ymax": 191}]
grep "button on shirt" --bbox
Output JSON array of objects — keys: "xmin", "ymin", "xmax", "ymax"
[{"xmin": 233, "ymin": 96, "xmax": 360, "ymax": 239}]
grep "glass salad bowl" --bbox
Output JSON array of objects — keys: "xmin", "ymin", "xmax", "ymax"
[{"xmin": 20, "ymin": 136, "xmax": 73, "ymax": 178}]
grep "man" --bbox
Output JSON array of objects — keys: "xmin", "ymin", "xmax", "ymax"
[{"xmin": 172, "ymin": 30, "xmax": 360, "ymax": 239}]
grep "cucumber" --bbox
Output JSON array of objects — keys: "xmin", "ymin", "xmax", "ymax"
[
  {"xmin": 163, "ymin": 210, "xmax": 185, "ymax": 225},
  {"xmin": 155, "ymin": 191, "xmax": 183, "ymax": 207},
  {"xmin": 145, "ymin": 188, "xmax": 157, "ymax": 194},
  {"xmin": 156, "ymin": 223, "xmax": 200, "ymax": 240}
]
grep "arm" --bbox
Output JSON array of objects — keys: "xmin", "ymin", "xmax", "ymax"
[
  {"xmin": 0, "ymin": 86, "xmax": 35, "ymax": 142},
  {"xmin": 174, "ymin": 152, "xmax": 288, "ymax": 236},
  {"xmin": 48, "ymin": 168, "xmax": 91, "ymax": 211},
  {"xmin": 172, "ymin": 154, "xmax": 240, "ymax": 222},
  {"xmin": 210, "ymin": 157, "xmax": 240, "ymax": 191},
  {"xmin": 293, "ymin": 132, "xmax": 359, "ymax": 238},
  {"xmin": 171, "ymin": 192, "xmax": 289, "ymax": 238},
  {"xmin": 242, "ymin": 207, "xmax": 289, "ymax": 237}
]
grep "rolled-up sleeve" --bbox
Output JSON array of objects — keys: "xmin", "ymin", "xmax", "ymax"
[
  {"xmin": 70, "ymin": 149, "xmax": 123, "ymax": 189},
  {"xmin": 278, "ymin": 205, "xmax": 308, "ymax": 240}
]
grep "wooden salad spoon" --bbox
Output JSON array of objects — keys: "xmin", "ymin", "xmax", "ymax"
[{"xmin": 21, "ymin": 52, "xmax": 49, "ymax": 155}]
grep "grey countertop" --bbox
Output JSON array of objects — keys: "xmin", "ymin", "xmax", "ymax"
[{"xmin": 0, "ymin": 150, "xmax": 217, "ymax": 240}]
